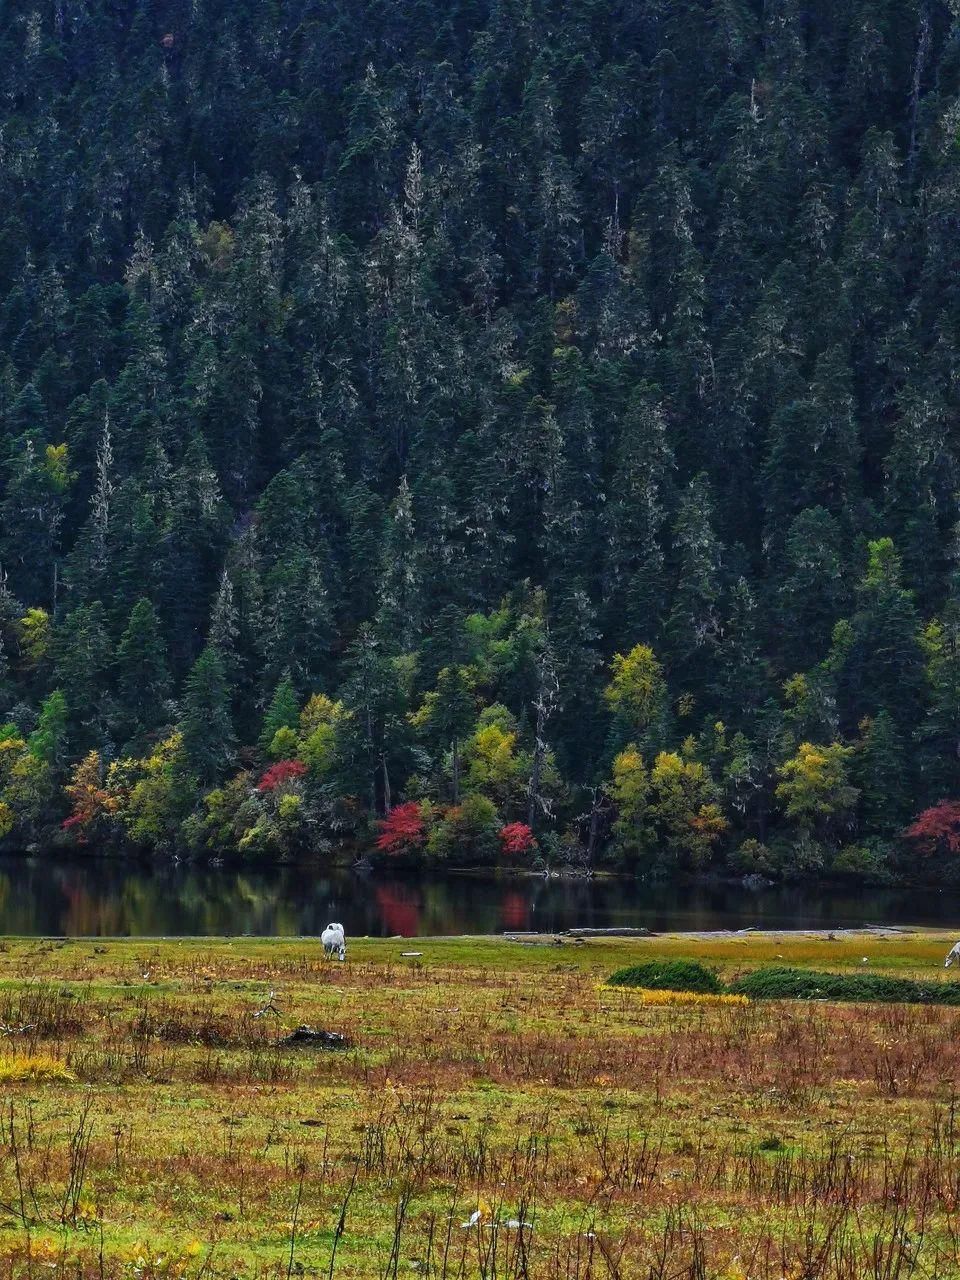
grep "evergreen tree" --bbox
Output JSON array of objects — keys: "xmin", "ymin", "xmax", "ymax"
[
  {"xmin": 179, "ymin": 647, "xmax": 235, "ymax": 786},
  {"xmin": 29, "ymin": 689, "xmax": 68, "ymax": 770},
  {"xmin": 337, "ymin": 625, "xmax": 411, "ymax": 816},
  {"xmin": 831, "ymin": 539, "xmax": 924, "ymax": 732},
  {"xmin": 777, "ymin": 508, "xmax": 850, "ymax": 673},
  {"xmin": 377, "ymin": 477, "xmax": 423, "ymax": 654},
  {"xmin": 857, "ymin": 710, "xmax": 910, "ymax": 833},
  {"xmin": 663, "ymin": 474, "xmax": 723, "ymax": 701},
  {"xmin": 604, "ymin": 382, "xmax": 674, "ymax": 648},
  {"xmin": 116, "ymin": 599, "xmax": 171, "ymax": 744},
  {"xmin": 716, "ymin": 577, "xmax": 770, "ymax": 724},
  {"xmin": 412, "ymin": 665, "xmax": 477, "ymax": 804},
  {"xmin": 259, "ymin": 672, "xmax": 300, "ymax": 757},
  {"xmin": 51, "ymin": 602, "xmax": 113, "ymax": 750},
  {"xmin": 918, "ymin": 599, "xmax": 960, "ymax": 799}
]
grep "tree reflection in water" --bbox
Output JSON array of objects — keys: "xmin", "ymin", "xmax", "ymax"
[
  {"xmin": 374, "ymin": 883, "xmax": 420, "ymax": 936},
  {"xmin": 0, "ymin": 855, "xmax": 955, "ymax": 935}
]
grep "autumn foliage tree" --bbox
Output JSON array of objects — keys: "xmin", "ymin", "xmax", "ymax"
[
  {"xmin": 500, "ymin": 822, "xmax": 535, "ymax": 856},
  {"xmin": 776, "ymin": 742, "xmax": 859, "ymax": 834},
  {"xmin": 604, "ymin": 645, "xmax": 668, "ymax": 747},
  {"xmin": 375, "ymin": 802, "xmax": 427, "ymax": 856},
  {"xmin": 903, "ymin": 802, "xmax": 960, "ymax": 858},
  {"xmin": 256, "ymin": 759, "xmax": 307, "ymax": 793},
  {"xmin": 62, "ymin": 750, "xmax": 116, "ymax": 840}
]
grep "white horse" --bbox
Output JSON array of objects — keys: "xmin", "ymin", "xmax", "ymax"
[
  {"xmin": 945, "ymin": 941, "xmax": 960, "ymax": 969},
  {"xmin": 321, "ymin": 922, "xmax": 346, "ymax": 961}
]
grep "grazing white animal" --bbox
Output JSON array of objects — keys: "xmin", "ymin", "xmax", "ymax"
[
  {"xmin": 321, "ymin": 922, "xmax": 346, "ymax": 961},
  {"xmin": 945, "ymin": 941, "xmax": 960, "ymax": 969}
]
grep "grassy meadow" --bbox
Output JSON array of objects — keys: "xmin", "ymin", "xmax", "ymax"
[{"xmin": 0, "ymin": 930, "xmax": 955, "ymax": 1277}]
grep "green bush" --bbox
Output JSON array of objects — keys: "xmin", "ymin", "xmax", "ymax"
[
  {"xmin": 425, "ymin": 792, "xmax": 500, "ymax": 864},
  {"xmin": 728, "ymin": 838, "xmax": 777, "ymax": 877},
  {"xmin": 756, "ymin": 1136, "xmax": 786, "ymax": 1152},
  {"xmin": 830, "ymin": 839, "xmax": 896, "ymax": 885},
  {"xmin": 730, "ymin": 966, "xmax": 960, "ymax": 1006},
  {"xmin": 607, "ymin": 959, "xmax": 723, "ymax": 994}
]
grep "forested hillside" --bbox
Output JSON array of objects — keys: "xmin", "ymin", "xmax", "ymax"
[{"xmin": 1, "ymin": 0, "xmax": 960, "ymax": 879}]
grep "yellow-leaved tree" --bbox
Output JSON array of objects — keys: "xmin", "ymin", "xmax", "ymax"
[
  {"xmin": 463, "ymin": 705, "xmax": 528, "ymax": 809},
  {"xmin": 775, "ymin": 741, "xmax": 859, "ymax": 834},
  {"xmin": 648, "ymin": 751, "xmax": 727, "ymax": 868},
  {"xmin": 603, "ymin": 645, "xmax": 667, "ymax": 739},
  {"xmin": 609, "ymin": 743, "xmax": 727, "ymax": 869},
  {"xmin": 298, "ymin": 694, "xmax": 347, "ymax": 777},
  {"xmin": 609, "ymin": 744, "xmax": 652, "ymax": 858}
]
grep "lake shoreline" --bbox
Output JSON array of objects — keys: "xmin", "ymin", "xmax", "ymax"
[{"xmin": 0, "ymin": 924, "xmax": 948, "ymax": 944}]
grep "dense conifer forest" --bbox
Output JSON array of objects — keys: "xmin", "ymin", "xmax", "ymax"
[{"xmin": 2, "ymin": 0, "xmax": 960, "ymax": 882}]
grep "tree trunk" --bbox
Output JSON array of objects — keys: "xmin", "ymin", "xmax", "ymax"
[
  {"xmin": 451, "ymin": 737, "xmax": 460, "ymax": 805},
  {"xmin": 586, "ymin": 789, "xmax": 601, "ymax": 865},
  {"xmin": 381, "ymin": 752, "xmax": 392, "ymax": 814},
  {"xmin": 366, "ymin": 708, "xmax": 377, "ymax": 815},
  {"xmin": 526, "ymin": 744, "xmax": 542, "ymax": 830},
  {"xmin": 907, "ymin": 7, "xmax": 931, "ymax": 181},
  {"xmin": 527, "ymin": 642, "xmax": 559, "ymax": 829}
]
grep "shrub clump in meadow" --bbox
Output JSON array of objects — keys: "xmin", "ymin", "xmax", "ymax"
[
  {"xmin": 628, "ymin": 989, "xmax": 748, "ymax": 1007},
  {"xmin": 607, "ymin": 959, "xmax": 723, "ymax": 994},
  {"xmin": 0, "ymin": 1053, "xmax": 75, "ymax": 1082},
  {"xmin": 730, "ymin": 966, "xmax": 960, "ymax": 1006}
]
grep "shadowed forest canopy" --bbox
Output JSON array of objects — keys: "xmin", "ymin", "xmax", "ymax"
[{"xmin": 2, "ymin": 0, "xmax": 960, "ymax": 879}]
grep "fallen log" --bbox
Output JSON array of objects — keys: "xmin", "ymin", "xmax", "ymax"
[{"xmin": 563, "ymin": 927, "xmax": 654, "ymax": 938}]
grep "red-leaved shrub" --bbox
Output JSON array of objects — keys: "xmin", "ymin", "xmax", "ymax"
[
  {"xmin": 904, "ymin": 801, "xmax": 960, "ymax": 856},
  {"xmin": 500, "ymin": 821, "xmax": 535, "ymax": 855},
  {"xmin": 257, "ymin": 759, "xmax": 307, "ymax": 792},
  {"xmin": 375, "ymin": 802, "xmax": 427, "ymax": 855}
]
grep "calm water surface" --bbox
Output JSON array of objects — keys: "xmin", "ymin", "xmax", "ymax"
[{"xmin": 0, "ymin": 855, "xmax": 958, "ymax": 936}]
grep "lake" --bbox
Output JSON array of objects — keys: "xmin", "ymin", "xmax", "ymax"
[{"xmin": 0, "ymin": 855, "xmax": 957, "ymax": 936}]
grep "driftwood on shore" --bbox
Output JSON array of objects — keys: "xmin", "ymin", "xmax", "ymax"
[
  {"xmin": 504, "ymin": 927, "xmax": 655, "ymax": 939},
  {"xmin": 564, "ymin": 927, "xmax": 654, "ymax": 937}
]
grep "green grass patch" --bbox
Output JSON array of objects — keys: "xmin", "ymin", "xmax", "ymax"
[
  {"xmin": 730, "ymin": 965, "xmax": 960, "ymax": 1005},
  {"xmin": 606, "ymin": 958, "xmax": 722, "ymax": 993}
]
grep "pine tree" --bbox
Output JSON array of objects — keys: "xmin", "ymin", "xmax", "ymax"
[
  {"xmin": 604, "ymin": 382, "xmax": 674, "ymax": 648},
  {"xmin": 664, "ymin": 474, "xmax": 723, "ymax": 701},
  {"xmin": 0, "ymin": 431, "xmax": 72, "ymax": 608},
  {"xmin": 857, "ymin": 710, "xmax": 910, "ymax": 833},
  {"xmin": 158, "ymin": 438, "xmax": 228, "ymax": 674},
  {"xmin": 777, "ymin": 508, "xmax": 851, "ymax": 672},
  {"xmin": 918, "ymin": 597, "xmax": 960, "ymax": 799},
  {"xmin": 51, "ymin": 603, "xmax": 113, "ymax": 750},
  {"xmin": 29, "ymin": 689, "xmax": 68, "ymax": 770},
  {"xmin": 831, "ymin": 539, "xmax": 924, "ymax": 733},
  {"xmin": 259, "ymin": 672, "xmax": 300, "ymax": 757},
  {"xmin": 209, "ymin": 569, "xmax": 239, "ymax": 663},
  {"xmin": 377, "ymin": 477, "xmax": 423, "ymax": 654},
  {"xmin": 116, "ymin": 599, "xmax": 171, "ymax": 744},
  {"xmin": 179, "ymin": 647, "xmax": 235, "ymax": 786},
  {"xmin": 763, "ymin": 347, "xmax": 862, "ymax": 552},
  {"xmin": 716, "ymin": 577, "xmax": 770, "ymax": 724},
  {"xmin": 338, "ymin": 624, "xmax": 410, "ymax": 815},
  {"xmin": 412, "ymin": 665, "xmax": 477, "ymax": 804}
]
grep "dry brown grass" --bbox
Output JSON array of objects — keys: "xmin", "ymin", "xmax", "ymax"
[{"xmin": 0, "ymin": 934, "xmax": 950, "ymax": 1276}]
